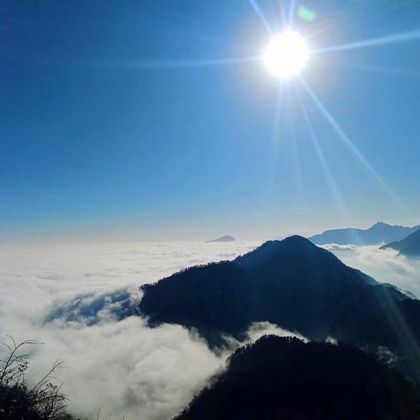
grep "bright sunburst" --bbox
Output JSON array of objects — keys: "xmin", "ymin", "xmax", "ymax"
[
  {"xmin": 132, "ymin": 0, "xmax": 420, "ymax": 203},
  {"xmin": 263, "ymin": 30, "xmax": 310, "ymax": 79}
]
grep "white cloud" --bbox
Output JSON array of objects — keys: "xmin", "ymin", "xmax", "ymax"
[
  {"xmin": 1, "ymin": 239, "xmax": 418, "ymax": 419},
  {"xmin": 0, "ymin": 240, "xmax": 261, "ymax": 419},
  {"xmin": 324, "ymin": 244, "xmax": 420, "ymax": 298},
  {"xmin": 243, "ymin": 321, "xmax": 307, "ymax": 344},
  {"xmin": 28, "ymin": 318, "xmax": 223, "ymax": 420}
]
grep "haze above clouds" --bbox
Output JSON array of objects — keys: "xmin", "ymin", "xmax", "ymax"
[{"xmin": 0, "ymin": 239, "xmax": 419, "ymax": 419}]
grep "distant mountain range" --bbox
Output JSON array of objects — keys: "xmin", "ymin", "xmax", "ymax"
[
  {"xmin": 177, "ymin": 335, "xmax": 420, "ymax": 420},
  {"xmin": 207, "ymin": 235, "xmax": 236, "ymax": 243},
  {"xmin": 382, "ymin": 229, "xmax": 420, "ymax": 257},
  {"xmin": 308, "ymin": 221, "xmax": 420, "ymax": 245},
  {"xmin": 139, "ymin": 236, "xmax": 420, "ymax": 380}
]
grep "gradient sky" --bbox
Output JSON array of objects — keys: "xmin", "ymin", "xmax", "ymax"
[{"xmin": 1, "ymin": 0, "xmax": 420, "ymax": 241}]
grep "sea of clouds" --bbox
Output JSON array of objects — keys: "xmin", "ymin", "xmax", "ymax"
[
  {"xmin": 0, "ymin": 240, "xmax": 267, "ymax": 419},
  {"xmin": 0, "ymin": 239, "xmax": 419, "ymax": 419},
  {"xmin": 323, "ymin": 243, "xmax": 420, "ymax": 298}
]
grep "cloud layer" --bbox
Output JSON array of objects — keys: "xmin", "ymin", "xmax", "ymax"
[
  {"xmin": 324, "ymin": 244, "xmax": 420, "ymax": 298},
  {"xmin": 1, "ymin": 239, "xmax": 419, "ymax": 419},
  {"xmin": 0, "ymin": 240, "xmax": 262, "ymax": 419}
]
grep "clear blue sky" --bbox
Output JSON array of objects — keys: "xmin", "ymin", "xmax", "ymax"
[{"xmin": 1, "ymin": 0, "xmax": 420, "ymax": 241}]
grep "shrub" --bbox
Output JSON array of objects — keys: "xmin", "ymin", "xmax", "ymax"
[{"xmin": 0, "ymin": 336, "xmax": 70, "ymax": 420}]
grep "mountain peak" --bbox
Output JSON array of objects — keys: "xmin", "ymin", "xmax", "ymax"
[
  {"xmin": 257, "ymin": 235, "xmax": 318, "ymax": 251},
  {"xmin": 207, "ymin": 235, "xmax": 236, "ymax": 243},
  {"xmin": 281, "ymin": 235, "xmax": 316, "ymax": 246},
  {"xmin": 372, "ymin": 221, "xmax": 389, "ymax": 228},
  {"xmin": 139, "ymin": 233, "xmax": 420, "ymax": 379},
  {"xmin": 235, "ymin": 235, "xmax": 327, "ymax": 269}
]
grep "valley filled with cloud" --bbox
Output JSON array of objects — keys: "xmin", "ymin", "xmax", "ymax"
[
  {"xmin": 1, "ymin": 239, "xmax": 419, "ymax": 419},
  {"xmin": 0, "ymin": 240, "xmax": 259, "ymax": 419},
  {"xmin": 324, "ymin": 244, "xmax": 420, "ymax": 298}
]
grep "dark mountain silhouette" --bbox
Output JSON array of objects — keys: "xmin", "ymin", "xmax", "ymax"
[
  {"xmin": 382, "ymin": 229, "xmax": 420, "ymax": 257},
  {"xmin": 139, "ymin": 236, "xmax": 420, "ymax": 380},
  {"xmin": 207, "ymin": 235, "xmax": 236, "ymax": 243},
  {"xmin": 308, "ymin": 221, "xmax": 419, "ymax": 245},
  {"xmin": 176, "ymin": 335, "xmax": 420, "ymax": 420}
]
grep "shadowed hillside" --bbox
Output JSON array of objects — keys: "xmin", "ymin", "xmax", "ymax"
[
  {"xmin": 382, "ymin": 229, "xmax": 420, "ymax": 257},
  {"xmin": 176, "ymin": 335, "xmax": 420, "ymax": 420},
  {"xmin": 139, "ymin": 236, "xmax": 420, "ymax": 380}
]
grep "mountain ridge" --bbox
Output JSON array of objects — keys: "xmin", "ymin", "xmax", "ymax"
[
  {"xmin": 308, "ymin": 222, "xmax": 420, "ymax": 245},
  {"xmin": 139, "ymin": 235, "xmax": 420, "ymax": 380},
  {"xmin": 177, "ymin": 335, "xmax": 420, "ymax": 420},
  {"xmin": 382, "ymin": 229, "xmax": 420, "ymax": 257}
]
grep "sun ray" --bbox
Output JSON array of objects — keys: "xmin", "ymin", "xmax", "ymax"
[
  {"xmin": 267, "ymin": 0, "xmax": 281, "ymax": 31},
  {"xmin": 289, "ymin": 112, "xmax": 306, "ymax": 206},
  {"xmin": 300, "ymin": 100, "xmax": 350, "ymax": 223},
  {"xmin": 314, "ymin": 28, "xmax": 420, "ymax": 54},
  {"xmin": 248, "ymin": 0, "xmax": 273, "ymax": 34},
  {"xmin": 279, "ymin": 0, "xmax": 287, "ymax": 27},
  {"xmin": 273, "ymin": 83, "xmax": 286, "ymax": 144},
  {"xmin": 288, "ymin": 0, "xmax": 297, "ymax": 26},
  {"xmin": 328, "ymin": 61, "xmax": 420, "ymax": 79},
  {"xmin": 299, "ymin": 77, "xmax": 396, "ymax": 199},
  {"xmin": 265, "ymin": 83, "xmax": 286, "ymax": 198},
  {"xmin": 133, "ymin": 55, "xmax": 261, "ymax": 70}
]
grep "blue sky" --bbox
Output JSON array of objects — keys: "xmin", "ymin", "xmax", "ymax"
[{"xmin": 1, "ymin": 0, "xmax": 420, "ymax": 241}]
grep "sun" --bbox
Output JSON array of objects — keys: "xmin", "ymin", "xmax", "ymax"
[{"xmin": 263, "ymin": 30, "xmax": 310, "ymax": 79}]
